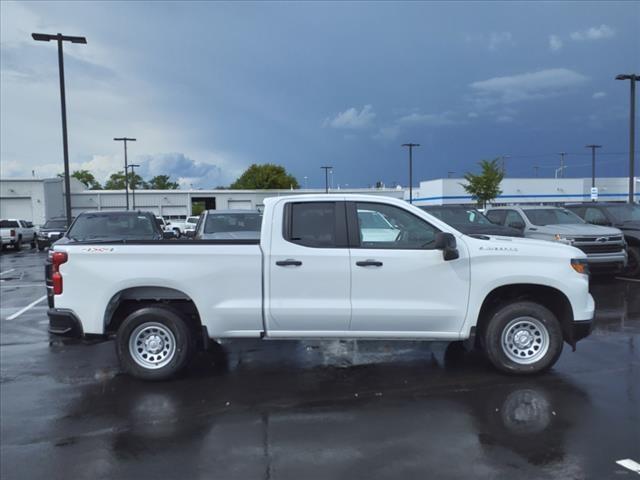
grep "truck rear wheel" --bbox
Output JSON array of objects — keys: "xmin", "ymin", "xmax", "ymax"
[
  {"xmin": 625, "ymin": 246, "xmax": 640, "ymax": 278},
  {"xmin": 484, "ymin": 301, "xmax": 563, "ymax": 375},
  {"xmin": 116, "ymin": 306, "xmax": 193, "ymax": 381}
]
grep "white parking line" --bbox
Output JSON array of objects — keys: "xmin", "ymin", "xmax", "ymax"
[
  {"xmin": 6, "ymin": 295, "xmax": 47, "ymax": 321},
  {"xmin": 616, "ymin": 277, "xmax": 640, "ymax": 283},
  {"xmin": 0, "ymin": 269, "xmax": 16, "ymax": 276},
  {"xmin": 617, "ymin": 459, "xmax": 640, "ymax": 474}
]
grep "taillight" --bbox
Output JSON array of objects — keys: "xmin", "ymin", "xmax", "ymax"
[
  {"xmin": 51, "ymin": 251, "xmax": 68, "ymax": 295},
  {"xmin": 10, "ymin": 229, "xmax": 15, "ymax": 237}
]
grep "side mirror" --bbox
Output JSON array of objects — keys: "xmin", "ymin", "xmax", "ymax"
[
  {"xmin": 434, "ymin": 232, "xmax": 459, "ymax": 261},
  {"xmin": 509, "ymin": 221, "xmax": 525, "ymax": 230},
  {"xmin": 163, "ymin": 231, "xmax": 177, "ymax": 240}
]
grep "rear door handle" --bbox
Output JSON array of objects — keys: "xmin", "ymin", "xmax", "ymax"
[
  {"xmin": 276, "ymin": 259, "xmax": 303, "ymax": 267},
  {"xmin": 356, "ymin": 260, "xmax": 383, "ymax": 267}
]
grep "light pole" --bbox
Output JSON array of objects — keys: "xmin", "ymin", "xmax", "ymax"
[
  {"xmin": 500, "ymin": 154, "xmax": 511, "ymax": 176},
  {"xmin": 114, "ymin": 137, "xmax": 136, "ymax": 209},
  {"xmin": 585, "ymin": 144, "xmax": 602, "ymax": 191},
  {"xmin": 401, "ymin": 143, "xmax": 420, "ymax": 203},
  {"xmin": 557, "ymin": 152, "xmax": 567, "ymax": 179},
  {"xmin": 128, "ymin": 164, "xmax": 140, "ymax": 210},
  {"xmin": 321, "ymin": 166, "xmax": 332, "ymax": 193},
  {"xmin": 616, "ymin": 74, "xmax": 639, "ymax": 203},
  {"xmin": 303, "ymin": 176, "xmax": 308, "ymax": 189},
  {"xmin": 447, "ymin": 171, "xmax": 455, "ymax": 178},
  {"xmin": 32, "ymin": 32, "xmax": 87, "ymax": 227}
]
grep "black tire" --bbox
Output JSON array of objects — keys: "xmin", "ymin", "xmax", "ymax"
[
  {"xmin": 624, "ymin": 246, "xmax": 640, "ymax": 279},
  {"xmin": 116, "ymin": 306, "xmax": 194, "ymax": 381},
  {"xmin": 37, "ymin": 241, "xmax": 45, "ymax": 252},
  {"xmin": 483, "ymin": 301, "xmax": 563, "ymax": 375},
  {"xmin": 30, "ymin": 239, "xmax": 36, "ymax": 249},
  {"xmin": 14, "ymin": 237, "xmax": 22, "ymax": 251}
]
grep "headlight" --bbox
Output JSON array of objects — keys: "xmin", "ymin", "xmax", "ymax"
[{"xmin": 571, "ymin": 258, "xmax": 589, "ymax": 275}]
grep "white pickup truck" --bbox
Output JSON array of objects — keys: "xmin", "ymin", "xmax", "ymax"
[
  {"xmin": 48, "ymin": 195, "xmax": 595, "ymax": 380},
  {"xmin": 1, "ymin": 219, "xmax": 35, "ymax": 250}
]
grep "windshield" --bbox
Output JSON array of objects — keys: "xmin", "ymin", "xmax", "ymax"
[
  {"xmin": 43, "ymin": 219, "xmax": 67, "ymax": 229},
  {"xmin": 425, "ymin": 207, "xmax": 492, "ymax": 225},
  {"xmin": 605, "ymin": 204, "xmax": 640, "ymax": 223},
  {"xmin": 204, "ymin": 213, "xmax": 262, "ymax": 234},
  {"xmin": 0, "ymin": 220, "xmax": 19, "ymax": 228},
  {"xmin": 68, "ymin": 213, "xmax": 158, "ymax": 240},
  {"xmin": 524, "ymin": 208, "xmax": 585, "ymax": 226},
  {"xmin": 358, "ymin": 211, "xmax": 395, "ymax": 229},
  {"xmin": 187, "ymin": 217, "xmax": 199, "ymax": 224}
]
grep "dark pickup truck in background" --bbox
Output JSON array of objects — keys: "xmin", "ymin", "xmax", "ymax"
[{"xmin": 565, "ymin": 203, "xmax": 640, "ymax": 278}]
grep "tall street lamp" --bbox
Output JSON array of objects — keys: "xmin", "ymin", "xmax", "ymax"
[
  {"xmin": 616, "ymin": 74, "xmax": 639, "ymax": 203},
  {"xmin": 32, "ymin": 32, "xmax": 87, "ymax": 226},
  {"xmin": 401, "ymin": 143, "xmax": 420, "ymax": 203},
  {"xmin": 114, "ymin": 137, "xmax": 136, "ymax": 210},
  {"xmin": 321, "ymin": 166, "xmax": 333, "ymax": 193},
  {"xmin": 128, "ymin": 164, "xmax": 140, "ymax": 210},
  {"xmin": 585, "ymin": 144, "xmax": 602, "ymax": 192}
]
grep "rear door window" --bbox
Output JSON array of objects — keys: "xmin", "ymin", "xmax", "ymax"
[
  {"xmin": 486, "ymin": 210, "xmax": 506, "ymax": 225},
  {"xmin": 285, "ymin": 202, "xmax": 346, "ymax": 248}
]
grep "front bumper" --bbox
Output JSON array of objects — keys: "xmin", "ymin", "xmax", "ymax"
[{"xmin": 48, "ymin": 309, "xmax": 83, "ymax": 337}]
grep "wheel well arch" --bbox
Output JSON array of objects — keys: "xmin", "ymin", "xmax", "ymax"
[
  {"xmin": 626, "ymin": 235, "xmax": 640, "ymax": 247},
  {"xmin": 104, "ymin": 286, "xmax": 202, "ymax": 337},
  {"xmin": 476, "ymin": 283, "xmax": 575, "ymax": 347}
]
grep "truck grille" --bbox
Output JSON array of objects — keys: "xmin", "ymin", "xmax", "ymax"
[
  {"xmin": 577, "ymin": 244, "xmax": 625, "ymax": 254},
  {"xmin": 572, "ymin": 236, "xmax": 623, "ymax": 243}
]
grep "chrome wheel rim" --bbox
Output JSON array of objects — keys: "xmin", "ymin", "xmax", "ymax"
[
  {"xmin": 129, "ymin": 322, "xmax": 176, "ymax": 370},
  {"xmin": 501, "ymin": 316, "xmax": 549, "ymax": 365}
]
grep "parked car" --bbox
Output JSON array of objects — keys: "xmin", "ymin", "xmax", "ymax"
[
  {"xmin": 183, "ymin": 215, "xmax": 200, "ymax": 235},
  {"xmin": 45, "ymin": 211, "xmax": 171, "ymax": 309},
  {"xmin": 35, "ymin": 217, "xmax": 72, "ymax": 251},
  {"xmin": 48, "ymin": 194, "xmax": 594, "ymax": 380},
  {"xmin": 0, "ymin": 219, "xmax": 35, "ymax": 250},
  {"xmin": 485, "ymin": 205, "xmax": 627, "ymax": 274},
  {"xmin": 420, "ymin": 205, "xmax": 523, "ymax": 237},
  {"xmin": 565, "ymin": 202, "xmax": 640, "ymax": 277},
  {"xmin": 194, "ymin": 210, "xmax": 262, "ymax": 240},
  {"xmin": 357, "ymin": 209, "xmax": 401, "ymax": 242},
  {"xmin": 155, "ymin": 216, "xmax": 180, "ymax": 237}
]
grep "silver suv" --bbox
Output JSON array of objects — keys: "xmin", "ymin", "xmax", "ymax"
[{"xmin": 485, "ymin": 205, "xmax": 626, "ymax": 274}]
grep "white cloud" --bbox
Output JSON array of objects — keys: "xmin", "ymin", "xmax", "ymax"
[
  {"xmin": 469, "ymin": 68, "xmax": 589, "ymax": 105},
  {"xmin": 324, "ymin": 105, "xmax": 376, "ymax": 129},
  {"xmin": 488, "ymin": 32, "xmax": 514, "ymax": 51},
  {"xmin": 592, "ymin": 91, "xmax": 607, "ymax": 99},
  {"xmin": 467, "ymin": 112, "xmax": 479, "ymax": 118},
  {"xmin": 549, "ymin": 35, "xmax": 563, "ymax": 52},
  {"xmin": 570, "ymin": 24, "xmax": 615, "ymax": 41},
  {"xmin": 397, "ymin": 111, "xmax": 457, "ymax": 126},
  {"xmin": 372, "ymin": 125, "xmax": 400, "ymax": 141}
]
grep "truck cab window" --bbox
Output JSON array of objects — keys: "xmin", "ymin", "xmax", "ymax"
[
  {"xmin": 355, "ymin": 202, "xmax": 438, "ymax": 249},
  {"xmin": 287, "ymin": 202, "xmax": 341, "ymax": 248}
]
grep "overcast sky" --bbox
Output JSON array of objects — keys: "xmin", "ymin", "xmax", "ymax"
[{"xmin": 1, "ymin": 1, "xmax": 638, "ymax": 188}]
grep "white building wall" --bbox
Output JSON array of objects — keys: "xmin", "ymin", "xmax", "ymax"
[{"xmin": 411, "ymin": 177, "xmax": 639, "ymax": 206}]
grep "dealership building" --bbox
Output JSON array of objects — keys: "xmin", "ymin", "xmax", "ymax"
[{"xmin": 1, "ymin": 176, "xmax": 638, "ymax": 224}]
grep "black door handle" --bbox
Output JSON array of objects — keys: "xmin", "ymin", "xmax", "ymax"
[
  {"xmin": 356, "ymin": 260, "xmax": 383, "ymax": 267},
  {"xmin": 276, "ymin": 259, "xmax": 302, "ymax": 267}
]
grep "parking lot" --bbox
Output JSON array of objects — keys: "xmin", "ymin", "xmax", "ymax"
[{"xmin": 0, "ymin": 248, "xmax": 638, "ymax": 479}]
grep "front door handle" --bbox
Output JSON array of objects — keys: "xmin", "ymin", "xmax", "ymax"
[
  {"xmin": 276, "ymin": 259, "xmax": 303, "ymax": 267},
  {"xmin": 356, "ymin": 260, "xmax": 383, "ymax": 267}
]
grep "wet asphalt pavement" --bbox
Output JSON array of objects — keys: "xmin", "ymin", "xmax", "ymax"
[{"xmin": 1, "ymin": 249, "xmax": 639, "ymax": 479}]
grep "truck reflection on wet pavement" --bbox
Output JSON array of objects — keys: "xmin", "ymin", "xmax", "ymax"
[{"xmin": 1, "ymin": 250, "xmax": 639, "ymax": 479}]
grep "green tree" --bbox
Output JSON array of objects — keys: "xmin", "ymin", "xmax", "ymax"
[
  {"xmin": 230, "ymin": 164, "xmax": 299, "ymax": 190},
  {"xmin": 104, "ymin": 171, "xmax": 147, "ymax": 190},
  {"xmin": 58, "ymin": 170, "xmax": 102, "ymax": 190},
  {"xmin": 147, "ymin": 175, "xmax": 179, "ymax": 190},
  {"xmin": 461, "ymin": 159, "xmax": 504, "ymax": 208}
]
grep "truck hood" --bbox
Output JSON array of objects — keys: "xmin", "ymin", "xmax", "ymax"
[
  {"xmin": 616, "ymin": 220, "xmax": 640, "ymax": 232},
  {"xmin": 461, "ymin": 233, "xmax": 585, "ymax": 260},
  {"xmin": 533, "ymin": 223, "xmax": 622, "ymax": 236},
  {"xmin": 452, "ymin": 223, "xmax": 523, "ymax": 237}
]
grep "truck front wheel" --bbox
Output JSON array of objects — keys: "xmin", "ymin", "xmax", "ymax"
[
  {"xmin": 116, "ymin": 306, "xmax": 193, "ymax": 381},
  {"xmin": 484, "ymin": 301, "xmax": 563, "ymax": 375}
]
